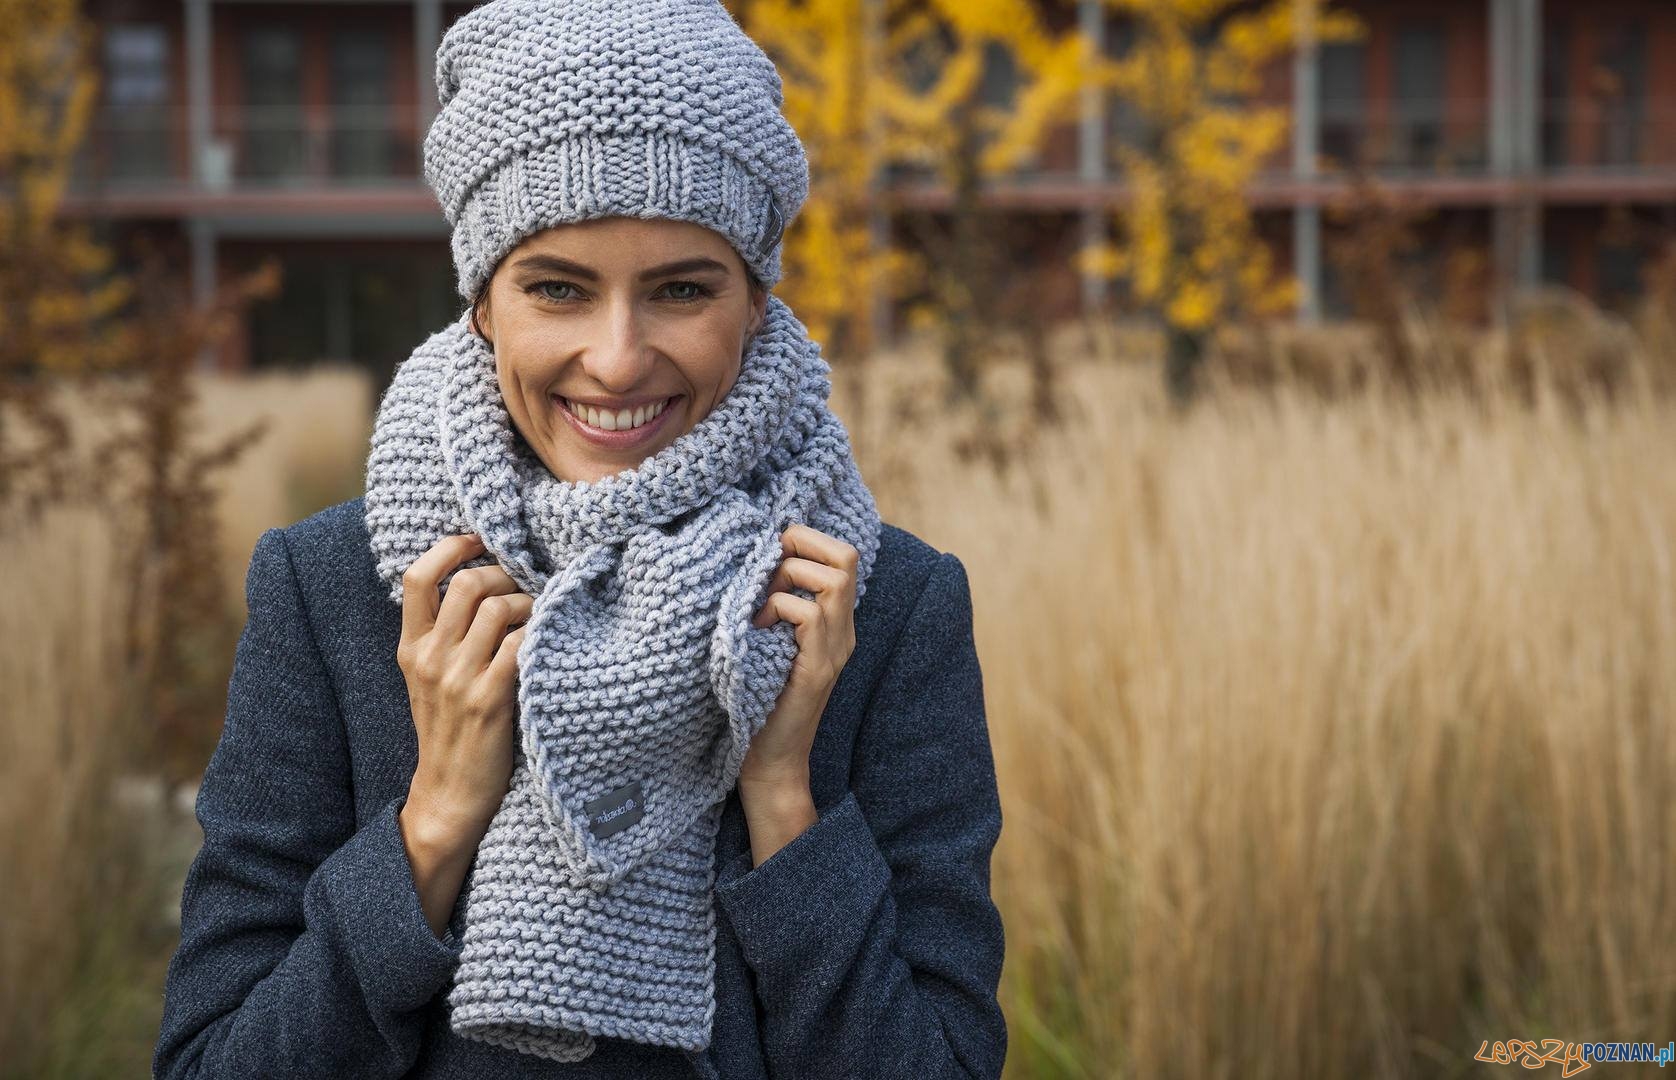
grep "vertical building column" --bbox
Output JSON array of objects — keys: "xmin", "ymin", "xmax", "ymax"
[
  {"xmin": 1490, "ymin": 0, "xmax": 1512, "ymax": 171},
  {"xmin": 864, "ymin": 0, "xmax": 891, "ymax": 352},
  {"xmin": 185, "ymin": 0, "xmax": 219, "ymax": 370},
  {"xmin": 188, "ymin": 217, "xmax": 220, "ymax": 372},
  {"xmin": 186, "ymin": 0, "xmax": 211, "ymax": 192},
  {"xmin": 1292, "ymin": 0, "xmax": 1322, "ymax": 324},
  {"xmin": 325, "ymin": 261, "xmax": 354, "ymax": 362},
  {"xmin": 1491, "ymin": 0, "xmax": 1542, "ymax": 322},
  {"xmin": 1515, "ymin": 0, "xmax": 1542, "ymax": 289},
  {"xmin": 1078, "ymin": 0, "xmax": 1109, "ymax": 317},
  {"xmin": 415, "ymin": 0, "xmax": 442, "ymax": 145}
]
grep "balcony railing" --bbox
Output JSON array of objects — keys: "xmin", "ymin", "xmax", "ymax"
[
  {"xmin": 1306, "ymin": 97, "xmax": 1676, "ymax": 176},
  {"xmin": 1074, "ymin": 96, "xmax": 1676, "ymax": 186},
  {"xmin": 1540, "ymin": 97, "xmax": 1671, "ymax": 173},
  {"xmin": 1315, "ymin": 99, "xmax": 1490, "ymax": 176},
  {"xmin": 65, "ymin": 96, "xmax": 1676, "ymax": 199},
  {"xmin": 70, "ymin": 103, "xmax": 421, "ymax": 192},
  {"xmin": 1273, "ymin": 97, "xmax": 1676, "ymax": 180}
]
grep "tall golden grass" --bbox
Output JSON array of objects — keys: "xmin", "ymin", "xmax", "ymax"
[
  {"xmin": 0, "ymin": 504, "xmax": 169, "ymax": 1076},
  {"xmin": 0, "ymin": 365, "xmax": 369, "ymax": 1076},
  {"xmin": 846, "ymin": 327, "xmax": 1676, "ymax": 1077},
  {"xmin": 2, "ymin": 326, "xmax": 1672, "ymax": 1076},
  {"xmin": 192, "ymin": 365, "xmax": 373, "ymax": 604}
]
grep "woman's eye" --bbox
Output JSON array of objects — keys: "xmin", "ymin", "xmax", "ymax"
[
  {"xmin": 530, "ymin": 280, "xmax": 710, "ymax": 304},
  {"xmin": 534, "ymin": 281, "xmax": 580, "ymax": 302},
  {"xmin": 665, "ymin": 281, "xmax": 708, "ymax": 302}
]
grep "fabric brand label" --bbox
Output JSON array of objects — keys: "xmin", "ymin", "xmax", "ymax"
[{"xmin": 585, "ymin": 780, "xmax": 645, "ymax": 840}]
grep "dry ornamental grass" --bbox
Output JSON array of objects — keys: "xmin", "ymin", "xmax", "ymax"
[{"xmin": 2, "ymin": 323, "xmax": 1673, "ymax": 1077}]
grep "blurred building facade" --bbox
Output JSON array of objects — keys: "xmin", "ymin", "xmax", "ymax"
[{"xmin": 66, "ymin": 0, "xmax": 1676, "ymax": 375}]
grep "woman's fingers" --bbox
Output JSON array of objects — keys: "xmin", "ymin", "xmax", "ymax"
[
  {"xmin": 776, "ymin": 523, "xmax": 859, "ymax": 576},
  {"xmin": 400, "ymin": 533, "xmax": 484, "ymax": 643},
  {"xmin": 459, "ymin": 589, "xmax": 535, "ymax": 670},
  {"xmin": 487, "ymin": 622, "xmax": 530, "ymax": 683},
  {"xmin": 433, "ymin": 563, "xmax": 524, "ymax": 643},
  {"xmin": 753, "ymin": 526, "xmax": 860, "ymax": 628},
  {"xmin": 752, "ymin": 589, "xmax": 820, "ymax": 630},
  {"xmin": 757, "ymin": 556, "xmax": 849, "ymax": 608},
  {"xmin": 396, "ymin": 534, "xmax": 534, "ymax": 838}
]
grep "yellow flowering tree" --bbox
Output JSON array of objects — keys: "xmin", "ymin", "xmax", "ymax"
[
  {"xmin": 883, "ymin": 0, "xmax": 1096, "ymax": 411},
  {"xmin": 730, "ymin": 0, "xmax": 894, "ymax": 358},
  {"xmin": 0, "ymin": 0, "xmax": 281, "ymax": 780},
  {"xmin": 735, "ymin": 0, "xmax": 1095, "ymax": 374},
  {"xmin": 1077, "ymin": 0, "xmax": 1360, "ymax": 403},
  {"xmin": 0, "ymin": 0, "xmax": 169, "ymax": 525},
  {"xmin": 0, "ymin": 0, "xmax": 133, "ymax": 503}
]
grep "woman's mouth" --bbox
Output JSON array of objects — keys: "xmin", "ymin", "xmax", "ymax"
[{"xmin": 554, "ymin": 394, "xmax": 682, "ymax": 449}]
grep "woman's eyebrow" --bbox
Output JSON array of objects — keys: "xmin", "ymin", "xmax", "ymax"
[{"xmin": 508, "ymin": 255, "xmax": 730, "ymax": 281}]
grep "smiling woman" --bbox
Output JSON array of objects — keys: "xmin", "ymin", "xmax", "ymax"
[
  {"xmin": 153, "ymin": 0, "xmax": 1007, "ymax": 1076},
  {"xmin": 465, "ymin": 218, "xmax": 769, "ymax": 485}
]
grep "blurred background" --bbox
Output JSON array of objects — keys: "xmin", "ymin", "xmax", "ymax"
[{"xmin": 2, "ymin": 0, "xmax": 1673, "ymax": 1076}]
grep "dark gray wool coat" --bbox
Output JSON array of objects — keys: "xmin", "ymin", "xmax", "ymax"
[{"xmin": 152, "ymin": 495, "xmax": 1007, "ymax": 1079}]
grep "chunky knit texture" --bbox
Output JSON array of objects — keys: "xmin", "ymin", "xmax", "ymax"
[
  {"xmin": 380, "ymin": 0, "xmax": 863, "ymax": 1060},
  {"xmin": 362, "ymin": 289, "xmax": 882, "ymax": 1062},
  {"xmin": 423, "ymin": 0, "xmax": 808, "ymax": 302}
]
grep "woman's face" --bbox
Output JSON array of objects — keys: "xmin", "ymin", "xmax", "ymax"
[{"xmin": 473, "ymin": 216, "xmax": 767, "ymax": 485}]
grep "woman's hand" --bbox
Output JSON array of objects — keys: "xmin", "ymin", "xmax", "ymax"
[
  {"xmin": 395, "ymin": 533, "xmax": 532, "ymax": 933},
  {"xmin": 739, "ymin": 524, "xmax": 860, "ymax": 795}
]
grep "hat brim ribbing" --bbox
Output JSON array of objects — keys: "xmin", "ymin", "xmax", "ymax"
[{"xmin": 447, "ymin": 128, "xmax": 787, "ymax": 303}]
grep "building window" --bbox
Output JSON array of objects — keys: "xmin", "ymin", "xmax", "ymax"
[
  {"xmin": 241, "ymin": 27, "xmax": 306, "ymax": 181},
  {"xmin": 1595, "ymin": 20, "xmax": 1646, "ymax": 167},
  {"xmin": 978, "ymin": 38, "xmax": 1018, "ymax": 110},
  {"xmin": 1596, "ymin": 241, "xmax": 1642, "ymax": 313},
  {"xmin": 246, "ymin": 247, "xmax": 458, "ymax": 385},
  {"xmin": 102, "ymin": 24, "xmax": 172, "ymax": 181},
  {"xmin": 880, "ymin": 19, "xmax": 954, "ymax": 184},
  {"xmin": 1104, "ymin": 17, "xmax": 1147, "ymax": 154},
  {"xmin": 1319, "ymin": 257, "xmax": 1352, "ymax": 320},
  {"xmin": 1540, "ymin": 16, "xmax": 1569, "ymax": 169},
  {"xmin": 1391, "ymin": 21, "xmax": 1446, "ymax": 171},
  {"xmin": 1318, "ymin": 40, "xmax": 1366, "ymax": 169},
  {"xmin": 329, "ymin": 30, "xmax": 394, "ymax": 180},
  {"xmin": 1540, "ymin": 234, "xmax": 1570, "ymax": 289}
]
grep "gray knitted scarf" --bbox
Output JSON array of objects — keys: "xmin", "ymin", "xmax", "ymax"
[{"xmin": 362, "ymin": 291, "xmax": 881, "ymax": 1062}]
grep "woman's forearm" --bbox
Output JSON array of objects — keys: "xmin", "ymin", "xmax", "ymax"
[
  {"xmin": 739, "ymin": 771, "xmax": 818, "ymax": 868},
  {"xmin": 397, "ymin": 796, "xmax": 481, "ymax": 939}
]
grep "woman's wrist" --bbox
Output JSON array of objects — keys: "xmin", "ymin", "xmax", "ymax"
[
  {"xmin": 737, "ymin": 771, "xmax": 817, "ymax": 868},
  {"xmin": 398, "ymin": 793, "xmax": 480, "ymax": 939}
]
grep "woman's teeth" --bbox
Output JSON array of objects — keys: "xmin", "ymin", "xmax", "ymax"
[{"xmin": 562, "ymin": 396, "xmax": 670, "ymax": 431}]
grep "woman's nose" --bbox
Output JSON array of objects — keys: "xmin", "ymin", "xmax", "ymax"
[{"xmin": 580, "ymin": 303, "xmax": 656, "ymax": 388}]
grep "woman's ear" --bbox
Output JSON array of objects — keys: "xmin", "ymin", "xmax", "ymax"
[
  {"xmin": 749, "ymin": 283, "xmax": 767, "ymax": 339},
  {"xmin": 471, "ymin": 289, "xmax": 493, "ymax": 349}
]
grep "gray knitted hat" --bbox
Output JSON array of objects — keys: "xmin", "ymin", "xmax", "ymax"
[{"xmin": 422, "ymin": 0, "xmax": 809, "ymax": 304}]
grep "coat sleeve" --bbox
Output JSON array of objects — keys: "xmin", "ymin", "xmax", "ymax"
[
  {"xmin": 712, "ymin": 551, "xmax": 1008, "ymax": 1079},
  {"xmin": 152, "ymin": 527, "xmax": 465, "ymax": 1080}
]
